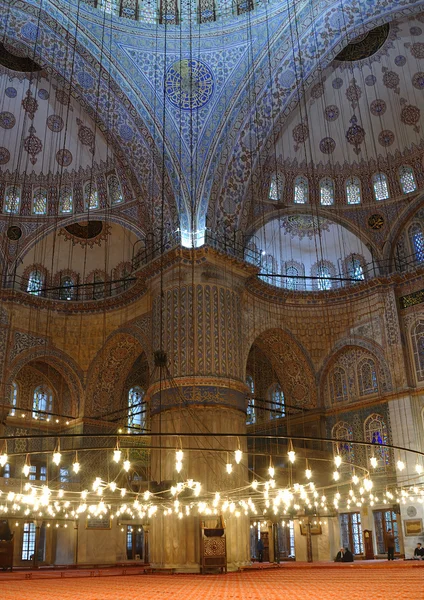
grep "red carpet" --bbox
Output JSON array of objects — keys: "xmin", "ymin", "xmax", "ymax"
[{"xmin": 1, "ymin": 564, "xmax": 423, "ymax": 600}]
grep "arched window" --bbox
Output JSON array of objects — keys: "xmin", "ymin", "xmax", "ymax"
[
  {"xmin": 329, "ymin": 367, "xmax": 348, "ymax": 402},
  {"xmin": 399, "ymin": 165, "xmax": 417, "ymax": 194},
  {"xmin": 4, "ymin": 185, "xmax": 21, "ymax": 214},
  {"xmin": 84, "ymin": 181, "xmax": 98, "ymax": 210},
  {"xmin": 316, "ymin": 262, "xmax": 332, "ymax": 291},
  {"xmin": 346, "ymin": 177, "xmax": 361, "ymax": 205},
  {"xmin": 128, "ymin": 386, "xmax": 145, "ymax": 432},
  {"xmin": 260, "ymin": 254, "xmax": 277, "ymax": 286},
  {"xmin": 9, "ymin": 382, "xmax": 18, "ymax": 416},
  {"xmin": 269, "ymin": 173, "xmax": 284, "ymax": 202},
  {"xmin": 364, "ymin": 413, "xmax": 389, "ymax": 465},
  {"xmin": 33, "ymin": 385, "xmax": 53, "ymax": 420},
  {"xmin": 89, "ymin": 272, "xmax": 106, "ymax": 300},
  {"xmin": 60, "ymin": 276, "xmax": 75, "ymax": 301},
  {"xmin": 358, "ymin": 358, "xmax": 378, "ymax": 395},
  {"xmin": 107, "ymin": 174, "xmax": 123, "ymax": 205},
  {"xmin": 294, "ymin": 175, "xmax": 308, "ymax": 204},
  {"xmin": 346, "ymin": 255, "xmax": 365, "ymax": 282},
  {"xmin": 27, "ymin": 270, "xmax": 43, "ymax": 296},
  {"xmin": 320, "ymin": 177, "xmax": 335, "ymax": 206},
  {"xmin": 99, "ymin": 0, "xmax": 119, "ymax": 15},
  {"xmin": 59, "ymin": 186, "xmax": 73, "ymax": 214},
  {"xmin": 269, "ymin": 383, "xmax": 285, "ymax": 419},
  {"xmin": 372, "ymin": 173, "xmax": 389, "ymax": 201},
  {"xmin": 285, "ymin": 265, "xmax": 299, "ymax": 290},
  {"xmin": 411, "ymin": 320, "xmax": 424, "ymax": 381},
  {"xmin": 332, "ymin": 421, "xmax": 354, "ymax": 462},
  {"xmin": 409, "ymin": 223, "xmax": 424, "ymax": 263},
  {"xmin": 246, "ymin": 375, "xmax": 255, "ymax": 424},
  {"xmin": 32, "ymin": 188, "xmax": 48, "ymax": 215}
]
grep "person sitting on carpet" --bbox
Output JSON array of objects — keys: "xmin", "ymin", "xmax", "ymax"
[
  {"xmin": 334, "ymin": 548, "xmax": 345, "ymax": 562},
  {"xmin": 341, "ymin": 547, "xmax": 354, "ymax": 562},
  {"xmin": 413, "ymin": 543, "xmax": 424, "ymax": 560}
]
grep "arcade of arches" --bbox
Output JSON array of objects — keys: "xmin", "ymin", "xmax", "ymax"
[{"xmin": 1, "ymin": 0, "xmax": 424, "ymax": 579}]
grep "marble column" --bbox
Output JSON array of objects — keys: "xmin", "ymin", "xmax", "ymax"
[{"xmin": 148, "ymin": 250, "xmax": 252, "ymax": 572}]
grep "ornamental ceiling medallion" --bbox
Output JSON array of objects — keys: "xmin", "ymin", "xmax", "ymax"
[
  {"xmin": 280, "ymin": 215, "xmax": 331, "ymax": 240},
  {"xmin": 165, "ymin": 59, "xmax": 214, "ymax": 110},
  {"xmin": 368, "ymin": 214, "xmax": 385, "ymax": 230},
  {"xmin": 59, "ymin": 221, "xmax": 112, "ymax": 249}
]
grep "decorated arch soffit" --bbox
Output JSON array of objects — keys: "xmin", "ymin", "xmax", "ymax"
[
  {"xmin": 207, "ymin": 0, "xmax": 424, "ymax": 234},
  {"xmin": 1, "ymin": 0, "xmax": 179, "ymax": 231}
]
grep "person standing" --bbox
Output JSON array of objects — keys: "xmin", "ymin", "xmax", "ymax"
[
  {"xmin": 257, "ymin": 537, "xmax": 264, "ymax": 563},
  {"xmin": 385, "ymin": 528, "xmax": 395, "ymax": 561}
]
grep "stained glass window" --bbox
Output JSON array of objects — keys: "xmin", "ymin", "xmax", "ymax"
[
  {"xmin": 340, "ymin": 512, "xmax": 363, "ymax": 555},
  {"xmin": 159, "ymin": 0, "xmax": 179, "ymax": 24},
  {"xmin": 372, "ymin": 173, "xmax": 389, "ymax": 201},
  {"xmin": 411, "ymin": 321, "xmax": 424, "ymax": 381},
  {"xmin": 330, "ymin": 367, "xmax": 348, "ymax": 402},
  {"xmin": 365, "ymin": 414, "xmax": 388, "ymax": 466},
  {"xmin": 84, "ymin": 182, "xmax": 98, "ymax": 210},
  {"xmin": 346, "ymin": 255, "xmax": 365, "ymax": 282},
  {"xmin": 269, "ymin": 173, "xmax": 284, "ymax": 202},
  {"xmin": 246, "ymin": 375, "xmax": 255, "ymax": 424},
  {"xmin": 260, "ymin": 254, "xmax": 277, "ymax": 285},
  {"xmin": 59, "ymin": 186, "xmax": 73, "ymax": 214},
  {"xmin": 285, "ymin": 265, "xmax": 299, "ymax": 290},
  {"xmin": 294, "ymin": 175, "xmax": 308, "ymax": 204},
  {"xmin": 4, "ymin": 185, "xmax": 21, "ymax": 214},
  {"xmin": 139, "ymin": 0, "xmax": 157, "ymax": 23},
  {"xmin": 399, "ymin": 165, "xmax": 417, "ymax": 194},
  {"xmin": 346, "ymin": 177, "xmax": 361, "ymax": 204},
  {"xmin": 33, "ymin": 385, "xmax": 53, "ymax": 419},
  {"xmin": 107, "ymin": 174, "xmax": 123, "ymax": 204},
  {"xmin": 98, "ymin": 0, "xmax": 119, "ymax": 14},
  {"xmin": 320, "ymin": 177, "xmax": 335, "ymax": 206},
  {"xmin": 198, "ymin": 0, "xmax": 216, "ymax": 23},
  {"xmin": 269, "ymin": 383, "xmax": 285, "ymax": 419},
  {"xmin": 235, "ymin": 0, "xmax": 253, "ymax": 15},
  {"xmin": 27, "ymin": 271, "xmax": 43, "ymax": 296},
  {"xmin": 32, "ymin": 188, "xmax": 48, "ymax": 215},
  {"xmin": 409, "ymin": 223, "xmax": 424, "ymax": 263},
  {"xmin": 9, "ymin": 382, "xmax": 17, "ymax": 416},
  {"xmin": 358, "ymin": 359, "xmax": 378, "ymax": 395},
  {"xmin": 60, "ymin": 277, "xmax": 75, "ymax": 301},
  {"xmin": 332, "ymin": 421, "xmax": 353, "ymax": 462},
  {"xmin": 128, "ymin": 386, "xmax": 145, "ymax": 432},
  {"xmin": 316, "ymin": 263, "xmax": 332, "ymax": 290}
]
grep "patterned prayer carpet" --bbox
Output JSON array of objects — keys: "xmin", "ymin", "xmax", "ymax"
[{"xmin": 1, "ymin": 564, "xmax": 423, "ymax": 600}]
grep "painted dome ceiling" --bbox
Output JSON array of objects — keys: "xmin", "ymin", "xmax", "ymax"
[{"xmin": 274, "ymin": 17, "xmax": 424, "ymax": 171}]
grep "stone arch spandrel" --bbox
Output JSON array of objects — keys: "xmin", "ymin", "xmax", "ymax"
[
  {"xmin": 248, "ymin": 328, "xmax": 317, "ymax": 409},
  {"xmin": 85, "ymin": 332, "xmax": 145, "ymax": 418}
]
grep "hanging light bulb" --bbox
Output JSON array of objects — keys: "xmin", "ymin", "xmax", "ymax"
[
  {"xmin": 234, "ymin": 449, "xmax": 243, "ymax": 464},
  {"xmin": 53, "ymin": 451, "xmax": 61, "ymax": 466},
  {"xmin": 123, "ymin": 459, "xmax": 131, "ymax": 472},
  {"xmin": 22, "ymin": 455, "xmax": 31, "ymax": 477},
  {"xmin": 176, "ymin": 449, "xmax": 183, "ymax": 462},
  {"xmin": 370, "ymin": 456, "xmax": 378, "ymax": 468},
  {"xmin": 287, "ymin": 440, "xmax": 295, "ymax": 463},
  {"xmin": 333, "ymin": 471, "xmax": 340, "ymax": 481},
  {"xmin": 334, "ymin": 454, "xmax": 342, "ymax": 468},
  {"xmin": 268, "ymin": 463, "xmax": 275, "ymax": 478},
  {"xmin": 72, "ymin": 452, "xmax": 80, "ymax": 474},
  {"xmin": 113, "ymin": 449, "xmax": 122, "ymax": 463},
  {"xmin": 415, "ymin": 464, "xmax": 423, "ymax": 474},
  {"xmin": 226, "ymin": 462, "xmax": 233, "ymax": 474},
  {"xmin": 0, "ymin": 453, "xmax": 8, "ymax": 468},
  {"xmin": 352, "ymin": 473, "xmax": 359, "ymax": 485},
  {"xmin": 305, "ymin": 459, "xmax": 312, "ymax": 480},
  {"xmin": 397, "ymin": 460, "xmax": 405, "ymax": 471}
]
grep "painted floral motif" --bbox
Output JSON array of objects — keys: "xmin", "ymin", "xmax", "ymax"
[
  {"xmin": 47, "ymin": 114, "xmax": 64, "ymax": 132},
  {"xmin": 345, "ymin": 115, "xmax": 365, "ymax": 155},
  {"xmin": 76, "ymin": 118, "xmax": 95, "ymax": 155},
  {"xmin": 400, "ymin": 100, "xmax": 421, "ymax": 133},
  {"xmin": 365, "ymin": 75, "xmax": 376, "ymax": 86},
  {"xmin": 346, "ymin": 79, "xmax": 362, "ymax": 108},
  {"xmin": 56, "ymin": 149, "xmax": 73, "ymax": 167},
  {"xmin": 412, "ymin": 72, "xmax": 424, "ymax": 90},
  {"xmin": 55, "ymin": 90, "xmax": 71, "ymax": 106},
  {"xmin": 395, "ymin": 55, "xmax": 407, "ymax": 66},
  {"xmin": 410, "ymin": 27, "xmax": 422, "ymax": 36},
  {"xmin": 21, "ymin": 89, "xmax": 38, "ymax": 120},
  {"xmin": 292, "ymin": 122, "xmax": 309, "ymax": 151},
  {"xmin": 370, "ymin": 99, "xmax": 386, "ymax": 117},
  {"xmin": 5, "ymin": 87, "xmax": 17, "ymax": 98},
  {"xmin": 23, "ymin": 125, "xmax": 42, "ymax": 165},
  {"xmin": 324, "ymin": 105, "xmax": 339, "ymax": 122},
  {"xmin": 319, "ymin": 137, "xmax": 336, "ymax": 154},
  {"xmin": 280, "ymin": 215, "xmax": 331, "ymax": 240},
  {"xmin": 310, "ymin": 81, "xmax": 325, "ymax": 99},
  {"xmin": 378, "ymin": 130, "xmax": 395, "ymax": 147},
  {"xmin": 0, "ymin": 111, "xmax": 16, "ymax": 129},
  {"xmin": 332, "ymin": 78, "xmax": 343, "ymax": 89},
  {"xmin": 38, "ymin": 89, "xmax": 49, "ymax": 100},
  {"xmin": 382, "ymin": 68, "xmax": 400, "ymax": 93},
  {"xmin": 407, "ymin": 42, "xmax": 424, "ymax": 59},
  {"xmin": 0, "ymin": 147, "xmax": 10, "ymax": 164}
]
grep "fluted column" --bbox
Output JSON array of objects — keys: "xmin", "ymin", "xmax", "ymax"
[{"xmin": 148, "ymin": 249, "xmax": 252, "ymax": 571}]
